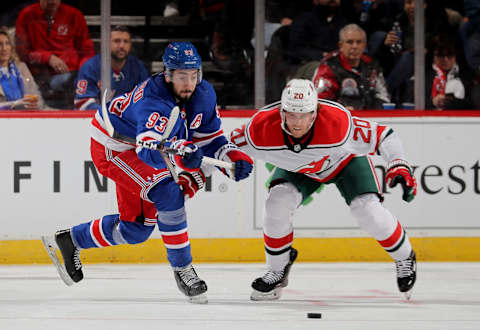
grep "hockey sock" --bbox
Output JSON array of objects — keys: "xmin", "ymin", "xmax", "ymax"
[
  {"xmin": 262, "ymin": 183, "xmax": 300, "ymax": 271},
  {"xmin": 157, "ymin": 208, "xmax": 192, "ymax": 268},
  {"xmin": 350, "ymin": 193, "xmax": 412, "ymax": 260},
  {"xmin": 264, "ymin": 232, "xmax": 294, "ymax": 271},
  {"xmin": 71, "ymin": 214, "xmax": 154, "ymax": 249},
  {"xmin": 377, "ymin": 221, "xmax": 412, "ymax": 260}
]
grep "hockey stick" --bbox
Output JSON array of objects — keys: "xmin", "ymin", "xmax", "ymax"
[
  {"xmin": 136, "ymin": 140, "xmax": 233, "ymax": 169},
  {"xmin": 101, "ymin": 90, "xmax": 181, "ymax": 182},
  {"xmin": 100, "ymin": 90, "xmax": 233, "ymax": 171},
  {"xmin": 156, "ymin": 105, "xmax": 180, "ymax": 182}
]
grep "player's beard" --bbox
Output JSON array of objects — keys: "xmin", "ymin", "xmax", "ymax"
[
  {"xmin": 175, "ymin": 90, "xmax": 194, "ymax": 103},
  {"xmin": 165, "ymin": 79, "xmax": 194, "ymax": 103}
]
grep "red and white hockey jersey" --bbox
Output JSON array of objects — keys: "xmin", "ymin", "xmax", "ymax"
[{"xmin": 231, "ymin": 99, "xmax": 405, "ymax": 182}]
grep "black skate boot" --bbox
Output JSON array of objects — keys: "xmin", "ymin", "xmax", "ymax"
[
  {"xmin": 55, "ymin": 229, "xmax": 83, "ymax": 283},
  {"xmin": 174, "ymin": 264, "xmax": 208, "ymax": 304},
  {"xmin": 250, "ymin": 247, "xmax": 298, "ymax": 301},
  {"xmin": 41, "ymin": 229, "xmax": 83, "ymax": 286},
  {"xmin": 395, "ymin": 250, "xmax": 416, "ymax": 300}
]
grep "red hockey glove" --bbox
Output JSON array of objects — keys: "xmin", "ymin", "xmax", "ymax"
[
  {"xmin": 169, "ymin": 139, "xmax": 204, "ymax": 171},
  {"xmin": 178, "ymin": 170, "xmax": 206, "ymax": 199},
  {"xmin": 386, "ymin": 159, "xmax": 417, "ymax": 202}
]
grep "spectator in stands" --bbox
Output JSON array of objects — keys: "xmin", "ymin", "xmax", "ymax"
[
  {"xmin": 461, "ymin": 0, "xmax": 480, "ymax": 73},
  {"xmin": 15, "ymin": 0, "xmax": 95, "ymax": 109},
  {"xmin": 312, "ymin": 24, "xmax": 390, "ymax": 110},
  {"xmin": 288, "ymin": 0, "xmax": 348, "ymax": 65},
  {"xmin": 263, "ymin": 0, "xmax": 314, "ymax": 48},
  {"xmin": 265, "ymin": 0, "xmax": 347, "ymax": 103},
  {"xmin": 370, "ymin": 0, "xmax": 455, "ymax": 106},
  {"xmin": 425, "ymin": 36, "xmax": 473, "ymax": 110},
  {"xmin": 74, "ymin": 26, "xmax": 149, "ymax": 110},
  {"xmin": 209, "ymin": 0, "xmax": 255, "ymax": 105},
  {"xmin": 0, "ymin": 27, "xmax": 43, "ymax": 110}
]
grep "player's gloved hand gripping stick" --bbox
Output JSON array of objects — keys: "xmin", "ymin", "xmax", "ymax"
[{"xmin": 101, "ymin": 90, "xmax": 234, "ymax": 181}]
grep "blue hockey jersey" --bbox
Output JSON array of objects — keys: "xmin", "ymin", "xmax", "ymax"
[
  {"xmin": 96, "ymin": 73, "xmax": 228, "ymax": 171},
  {"xmin": 74, "ymin": 54, "xmax": 149, "ymax": 110}
]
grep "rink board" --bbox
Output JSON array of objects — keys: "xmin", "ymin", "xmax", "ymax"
[{"xmin": 0, "ymin": 110, "xmax": 479, "ymax": 262}]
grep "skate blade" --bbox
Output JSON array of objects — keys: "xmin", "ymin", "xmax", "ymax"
[
  {"xmin": 250, "ymin": 288, "xmax": 282, "ymax": 301},
  {"xmin": 403, "ymin": 289, "xmax": 413, "ymax": 300},
  {"xmin": 41, "ymin": 235, "xmax": 74, "ymax": 286},
  {"xmin": 188, "ymin": 293, "xmax": 208, "ymax": 304}
]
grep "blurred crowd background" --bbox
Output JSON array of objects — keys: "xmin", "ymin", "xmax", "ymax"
[{"xmin": 0, "ymin": 0, "xmax": 478, "ymax": 111}]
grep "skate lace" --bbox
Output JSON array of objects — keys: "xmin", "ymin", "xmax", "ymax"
[
  {"xmin": 261, "ymin": 270, "xmax": 284, "ymax": 284},
  {"xmin": 73, "ymin": 248, "xmax": 82, "ymax": 270},
  {"xmin": 395, "ymin": 258, "xmax": 413, "ymax": 278},
  {"xmin": 178, "ymin": 266, "xmax": 201, "ymax": 286}
]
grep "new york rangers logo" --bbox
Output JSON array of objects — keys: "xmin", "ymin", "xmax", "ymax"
[
  {"xmin": 184, "ymin": 49, "xmax": 194, "ymax": 56},
  {"xmin": 295, "ymin": 156, "xmax": 330, "ymax": 174}
]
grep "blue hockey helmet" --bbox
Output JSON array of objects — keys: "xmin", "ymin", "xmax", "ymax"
[{"xmin": 162, "ymin": 41, "xmax": 202, "ymax": 83}]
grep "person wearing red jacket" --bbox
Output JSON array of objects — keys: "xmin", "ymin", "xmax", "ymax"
[
  {"xmin": 312, "ymin": 24, "xmax": 390, "ymax": 110},
  {"xmin": 15, "ymin": 0, "xmax": 95, "ymax": 109}
]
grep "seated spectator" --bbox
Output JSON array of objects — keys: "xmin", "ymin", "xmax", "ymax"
[
  {"xmin": 288, "ymin": 0, "xmax": 348, "ymax": 64},
  {"xmin": 461, "ymin": 0, "xmax": 480, "ymax": 73},
  {"xmin": 74, "ymin": 26, "xmax": 149, "ymax": 110},
  {"xmin": 15, "ymin": 0, "xmax": 95, "ymax": 109},
  {"xmin": 265, "ymin": 0, "xmax": 348, "ymax": 104},
  {"xmin": 312, "ymin": 23, "xmax": 390, "ymax": 110},
  {"xmin": 370, "ymin": 0, "xmax": 455, "ymax": 106},
  {"xmin": 263, "ymin": 0, "xmax": 313, "ymax": 48},
  {"xmin": 0, "ymin": 27, "xmax": 43, "ymax": 110},
  {"xmin": 209, "ymin": 0, "xmax": 255, "ymax": 105},
  {"xmin": 426, "ymin": 36, "xmax": 473, "ymax": 110}
]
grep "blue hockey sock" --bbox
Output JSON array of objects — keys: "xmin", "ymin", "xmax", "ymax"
[
  {"xmin": 157, "ymin": 210, "xmax": 192, "ymax": 268},
  {"xmin": 71, "ymin": 214, "xmax": 154, "ymax": 249}
]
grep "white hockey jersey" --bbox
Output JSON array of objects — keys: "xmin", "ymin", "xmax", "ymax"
[{"xmin": 230, "ymin": 99, "xmax": 405, "ymax": 183}]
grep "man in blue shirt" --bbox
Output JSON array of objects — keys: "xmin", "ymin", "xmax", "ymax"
[{"xmin": 74, "ymin": 25, "xmax": 149, "ymax": 110}]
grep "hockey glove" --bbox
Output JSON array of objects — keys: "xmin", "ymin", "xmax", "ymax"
[
  {"xmin": 225, "ymin": 149, "xmax": 254, "ymax": 181},
  {"xmin": 386, "ymin": 159, "xmax": 417, "ymax": 202},
  {"xmin": 169, "ymin": 139, "xmax": 204, "ymax": 171},
  {"xmin": 178, "ymin": 170, "xmax": 206, "ymax": 199}
]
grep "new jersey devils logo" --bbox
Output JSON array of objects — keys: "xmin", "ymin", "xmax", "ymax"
[{"xmin": 295, "ymin": 156, "xmax": 330, "ymax": 174}]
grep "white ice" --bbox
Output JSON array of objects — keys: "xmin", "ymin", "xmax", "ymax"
[{"xmin": 1, "ymin": 262, "xmax": 480, "ymax": 330}]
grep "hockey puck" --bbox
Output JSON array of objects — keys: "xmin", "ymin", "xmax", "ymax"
[{"xmin": 307, "ymin": 313, "xmax": 322, "ymax": 319}]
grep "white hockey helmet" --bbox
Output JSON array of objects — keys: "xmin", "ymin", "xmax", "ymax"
[
  {"xmin": 280, "ymin": 79, "xmax": 318, "ymax": 135},
  {"xmin": 281, "ymin": 79, "xmax": 318, "ymax": 114}
]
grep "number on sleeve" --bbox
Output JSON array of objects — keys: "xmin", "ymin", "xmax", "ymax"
[{"xmin": 352, "ymin": 118, "xmax": 371, "ymax": 143}]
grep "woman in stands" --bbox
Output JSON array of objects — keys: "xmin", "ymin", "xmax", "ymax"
[{"xmin": 0, "ymin": 27, "xmax": 43, "ymax": 110}]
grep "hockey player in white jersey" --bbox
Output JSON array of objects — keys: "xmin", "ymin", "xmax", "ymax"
[{"xmin": 230, "ymin": 79, "xmax": 417, "ymax": 300}]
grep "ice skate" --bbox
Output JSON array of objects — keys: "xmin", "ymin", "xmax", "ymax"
[
  {"xmin": 41, "ymin": 229, "xmax": 83, "ymax": 286},
  {"xmin": 250, "ymin": 247, "xmax": 298, "ymax": 301},
  {"xmin": 174, "ymin": 264, "xmax": 208, "ymax": 304},
  {"xmin": 395, "ymin": 250, "xmax": 416, "ymax": 300}
]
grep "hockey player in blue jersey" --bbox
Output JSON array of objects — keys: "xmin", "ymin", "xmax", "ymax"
[
  {"xmin": 74, "ymin": 25, "xmax": 149, "ymax": 110},
  {"xmin": 42, "ymin": 41, "xmax": 254, "ymax": 304}
]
